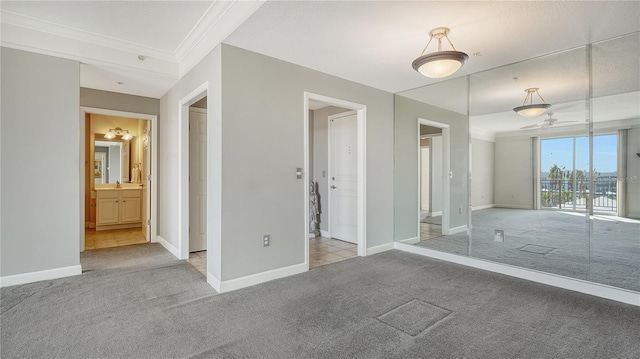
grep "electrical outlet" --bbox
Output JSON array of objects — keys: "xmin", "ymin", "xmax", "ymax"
[
  {"xmin": 494, "ymin": 230, "xmax": 504, "ymax": 242},
  {"xmin": 262, "ymin": 235, "xmax": 270, "ymax": 247}
]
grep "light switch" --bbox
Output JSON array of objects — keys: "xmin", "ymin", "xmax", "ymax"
[{"xmin": 296, "ymin": 168, "xmax": 303, "ymax": 179}]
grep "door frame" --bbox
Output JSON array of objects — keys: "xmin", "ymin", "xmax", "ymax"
[
  {"xmin": 177, "ymin": 82, "xmax": 223, "ymax": 291},
  {"xmin": 417, "ymin": 118, "xmax": 451, "ymax": 235},
  {"xmin": 303, "ymin": 92, "xmax": 367, "ymax": 270},
  {"xmin": 79, "ymin": 107, "xmax": 158, "ymax": 251}
]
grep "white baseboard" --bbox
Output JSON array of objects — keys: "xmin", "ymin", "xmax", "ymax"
[
  {"xmin": 472, "ymin": 204, "xmax": 494, "ymax": 211},
  {"xmin": 394, "ymin": 242, "xmax": 640, "ymax": 307},
  {"xmin": 220, "ymin": 262, "xmax": 307, "ymax": 293},
  {"xmin": 397, "ymin": 237, "xmax": 420, "ymax": 245},
  {"xmin": 494, "ymin": 204, "xmax": 532, "ymax": 210},
  {"xmin": 448, "ymin": 225, "xmax": 468, "ymax": 235},
  {"xmin": 366, "ymin": 242, "xmax": 395, "ymax": 256},
  {"xmin": 157, "ymin": 235, "xmax": 180, "ymax": 259},
  {"xmin": 207, "ymin": 272, "xmax": 221, "ymax": 293},
  {"xmin": 320, "ymin": 230, "xmax": 330, "ymax": 238},
  {"xmin": 0, "ymin": 265, "xmax": 82, "ymax": 288},
  {"xmin": 430, "ymin": 211, "xmax": 443, "ymax": 217}
]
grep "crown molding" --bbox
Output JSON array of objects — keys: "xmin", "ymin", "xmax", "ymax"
[
  {"xmin": 0, "ymin": 1, "xmax": 265, "ymax": 97},
  {"xmin": 0, "ymin": 10, "xmax": 175, "ymax": 62},
  {"xmin": 177, "ymin": 0, "xmax": 266, "ymax": 77}
]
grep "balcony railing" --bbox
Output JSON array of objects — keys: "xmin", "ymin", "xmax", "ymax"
[{"xmin": 541, "ymin": 177, "xmax": 617, "ymax": 212}]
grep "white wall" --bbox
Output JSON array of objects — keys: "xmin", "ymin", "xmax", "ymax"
[
  {"xmin": 430, "ymin": 136, "xmax": 443, "ymax": 215},
  {"xmin": 420, "ymin": 146, "xmax": 429, "ymax": 211},
  {"xmin": 494, "ymin": 136, "xmax": 533, "ymax": 209},
  {"xmin": 1, "ymin": 48, "xmax": 80, "ymax": 280},
  {"xmin": 471, "ymin": 137, "xmax": 495, "ymax": 209},
  {"xmin": 312, "ymin": 106, "xmax": 351, "ymax": 232}
]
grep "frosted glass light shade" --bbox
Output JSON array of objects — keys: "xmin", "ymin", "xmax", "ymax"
[
  {"xmin": 513, "ymin": 104, "xmax": 551, "ymax": 117},
  {"xmin": 122, "ymin": 132, "xmax": 133, "ymax": 141},
  {"xmin": 104, "ymin": 131, "xmax": 116, "ymax": 139},
  {"xmin": 412, "ymin": 51, "xmax": 469, "ymax": 78}
]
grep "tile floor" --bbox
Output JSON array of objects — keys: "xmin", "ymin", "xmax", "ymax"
[
  {"xmin": 420, "ymin": 223, "xmax": 442, "ymax": 241},
  {"xmin": 185, "ymin": 237, "xmax": 357, "ymax": 276},
  {"xmin": 309, "ymin": 236, "xmax": 357, "ymax": 269},
  {"xmin": 84, "ymin": 228, "xmax": 147, "ymax": 250},
  {"xmin": 187, "ymin": 251, "xmax": 207, "ymax": 276}
]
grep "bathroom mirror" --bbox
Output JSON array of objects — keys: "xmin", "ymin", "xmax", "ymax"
[{"xmin": 94, "ymin": 136, "xmax": 130, "ymax": 184}]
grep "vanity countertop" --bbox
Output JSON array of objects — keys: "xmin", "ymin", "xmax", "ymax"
[{"xmin": 95, "ymin": 186, "xmax": 142, "ymax": 191}]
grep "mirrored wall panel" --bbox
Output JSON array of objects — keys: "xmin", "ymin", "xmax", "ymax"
[
  {"xmin": 589, "ymin": 32, "xmax": 640, "ymax": 291},
  {"xmin": 394, "ymin": 76, "xmax": 470, "ymax": 255},
  {"xmin": 394, "ymin": 32, "xmax": 639, "ymax": 292},
  {"xmin": 468, "ymin": 46, "xmax": 590, "ymax": 281}
]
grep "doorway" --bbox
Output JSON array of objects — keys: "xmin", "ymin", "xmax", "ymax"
[
  {"xmin": 186, "ymin": 100, "xmax": 208, "ymax": 276},
  {"xmin": 304, "ymin": 93, "xmax": 367, "ymax": 270},
  {"xmin": 418, "ymin": 118, "xmax": 451, "ymax": 241},
  {"xmin": 80, "ymin": 107, "xmax": 158, "ymax": 254}
]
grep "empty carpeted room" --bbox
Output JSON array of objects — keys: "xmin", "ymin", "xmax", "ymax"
[{"xmin": 1, "ymin": 2, "xmax": 639, "ymax": 358}]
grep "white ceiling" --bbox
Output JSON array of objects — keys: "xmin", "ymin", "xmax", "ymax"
[
  {"xmin": 0, "ymin": 0, "xmax": 264, "ymax": 97},
  {"xmin": 1, "ymin": 1, "xmax": 639, "ymax": 134}
]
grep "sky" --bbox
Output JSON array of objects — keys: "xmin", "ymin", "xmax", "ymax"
[{"xmin": 541, "ymin": 134, "xmax": 617, "ymax": 174}]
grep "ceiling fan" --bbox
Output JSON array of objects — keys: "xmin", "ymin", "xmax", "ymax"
[{"xmin": 520, "ymin": 113, "xmax": 578, "ymax": 130}]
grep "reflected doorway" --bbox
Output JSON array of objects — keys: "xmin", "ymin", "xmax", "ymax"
[{"xmin": 418, "ymin": 119, "xmax": 450, "ymax": 241}]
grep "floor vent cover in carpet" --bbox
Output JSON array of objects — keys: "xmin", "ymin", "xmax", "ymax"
[
  {"xmin": 376, "ymin": 299, "xmax": 452, "ymax": 336},
  {"xmin": 518, "ymin": 244, "xmax": 556, "ymax": 255}
]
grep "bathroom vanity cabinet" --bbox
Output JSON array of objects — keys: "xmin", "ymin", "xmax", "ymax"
[{"xmin": 96, "ymin": 188, "xmax": 142, "ymax": 230}]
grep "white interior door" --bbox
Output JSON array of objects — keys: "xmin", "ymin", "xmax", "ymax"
[
  {"xmin": 329, "ymin": 112, "xmax": 357, "ymax": 243},
  {"xmin": 189, "ymin": 108, "xmax": 207, "ymax": 252},
  {"xmin": 141, "ymin": 121, "xmax": 151, "ymax": 241}
]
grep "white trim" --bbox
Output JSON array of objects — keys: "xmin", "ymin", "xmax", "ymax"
[
  {"xmin": 156, "ymin": 235, "xmax": 180, "ymax": 259},
  {"xmin": 304, "ymin": 92, "xmax": 368, "ymax": 272},
  {"xmin": 494, "ymin": 204, "xmax": 532, "ymax": 210},
  {"xmin": 418, "ymin": 118, "xmax": 450, "ymax": 235},
  {"xmin": 320, "ymin": 230, "xmax": 330, "ymax": 238},
  {"xmin": 176, "ymin": 0, "xmax": 266, "ymax": 77},
  {"xmin": 470, "ymin": 128, "xmax": 497, "ymax": 142},
  {"xmin": 178, "ymin": 83, "xmax": 209, "ymax": 260},
  {"xmin": 397, "ymin": 237, "xmax": 420, "ymax": 245},
  {"xmin": 80, "ymin": 107, "xmax": 158, "ymax": 255},
  {"xmin": 429, "ymin": 211, "xmax": 443, "ymax": 217},
  {"xmin": 472, "ymin": 204, "xmax": 495, "ymax": 211},
  {"xmin": 207, "ymin": 272, "xmax": 221, "ymax": 293},
  {"xmin": 394, "ymin": 243, "xmax": 640, "ymax": 307},
  {"xmin": 0, "ymin": 265, "xmax": 82, "ymax": 288},
  {"xmin": 219, "ymin": 263, "xmax": 308, "ymax": 293},
  {"xmin": 448, "ymin": 225, "xmax": 468, "ymax": 235},
  {"xmin": 366, "ymin": 242, "xmax": 395, "ymax": 255}
]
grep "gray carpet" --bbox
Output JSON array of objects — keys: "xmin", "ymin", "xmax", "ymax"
[
  {"xmin": 2, "ymin": 244, "xmax": 640, "ymax": 358},
  {"xmin": 416, "ymin": 208, "xmax": 640, "ymax": 292}
]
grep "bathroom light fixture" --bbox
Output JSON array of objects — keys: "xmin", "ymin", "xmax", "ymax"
[
  {"xmin": 513, "ymin": 88, "xmax": 552, "ymax": 117},
  {"xmin": 412, "ymin": 27, "xmax": 469, "ymax": 78},
  {"xmin": 104, "ymin": 127, "xmax": 133, "ymax": 141}
]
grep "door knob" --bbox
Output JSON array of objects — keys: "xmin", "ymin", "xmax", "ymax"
[{"xmin": 330, "ymin": 185, "xmax": 337, "ymax": 189}]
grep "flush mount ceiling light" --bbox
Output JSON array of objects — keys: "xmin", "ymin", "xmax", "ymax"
[
  {"xmin": 513, "ymin": 88, "xmax": 552, "ymax": 117},
  {"xmin": 104, "ymin": 127, "xmax": 133, "ymax": 141},
  {"xmin": 412, "ymin": 27, "xmax": 469, "ymax": 78}
]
